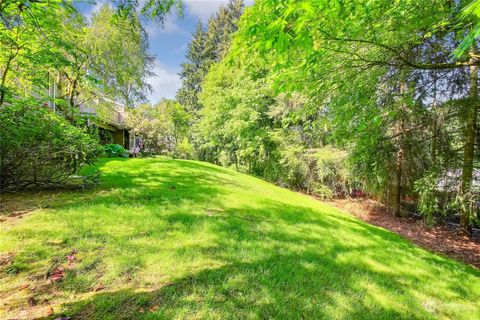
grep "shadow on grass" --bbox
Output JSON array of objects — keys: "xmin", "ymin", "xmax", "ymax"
[
  {"xmin": 41, "ymin": 238, "xmax": 480, "ymax": 320},
  {"xmin": 42, "ymin": 254, "xmax": 409, "ymax": 320},
  {"xmin": 40, "ymin": 203, "xmax": 480, "ymax": 319},
  {"xmin": 4, "ymin": 158, "xmax": 480, "ymax": 319}
]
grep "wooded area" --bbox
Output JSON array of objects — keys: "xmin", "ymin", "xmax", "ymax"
[
  {"xmin": 174, "ymin": 0, "xmax": 480, "ymax": 235},
  {"xmin": 1, "ymin": 0, "xmax": 480, "ymax": 318}
]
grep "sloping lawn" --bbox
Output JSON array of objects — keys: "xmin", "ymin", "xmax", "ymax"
[{"xmin": 0, "ymin": 158, "xmax": 479, "ymax": 319}]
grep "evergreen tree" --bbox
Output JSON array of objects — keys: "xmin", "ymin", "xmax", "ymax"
[
  {"xmin": 176, "ymin": 0, "xmax": 244, "ymax": 117},
  {"xmin": 176, "ymin": 0, "xmax": 245, "ymax": 160},
  {"xmin": 205, "ymin": 0, "xmax": 244, "ymax": 62},
  {"xmin": 176, "ymin": 21, "xmax": 208, "ymax": 114}
]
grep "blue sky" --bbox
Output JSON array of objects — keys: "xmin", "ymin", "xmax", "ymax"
[{"xmin": 75, "ymin": 1, "xmax": 252, "ymax": 104}]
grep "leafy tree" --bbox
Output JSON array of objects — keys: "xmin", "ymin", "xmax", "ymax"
[
  {"xmin": 126, "ymin": 99, "xmax": 189, "ymax": 154},
  {"xmin": 0, "ymin": 0, "xmax": 77, "ymax": 106},
  {"xmin": 176, "ymin": 0, "xmax": 245, "ymax": 118},
  {"xmin": 198, "ymin": 60, "xmax": 275, "ymax": 173},
  {"xmin": 228, "ymin": 0, "xmax": 479, "ymax": 231},
  {"xmin": 88, "ymin": 5, "xmax": 154, "ymax": 107}
]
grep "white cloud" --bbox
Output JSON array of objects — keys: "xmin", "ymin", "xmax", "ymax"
[
  {"xmin": 185, "ymin": 0, "xmax": 229, "ymax": 22},
  {"xmin": 146, "ymin": 61, "xmax": 182, "ymax": 103},
  {"xmin": 145, "ymin": 15, "xmax": 186, "ymax": 39},
  {"xmin": 185, "ymin": 0, "xmax": 254, "ymax": 22}
]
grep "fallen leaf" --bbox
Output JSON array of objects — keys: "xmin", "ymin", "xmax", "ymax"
[
  {"xmin": 94, "ymin": 283, "xmax": 105, "ymax": 291},
  {"xmin": 18, "ymin": 284, "xmax": 30, "ymax": 291},
  {"xmin": 50, "ymin": 269, "xmax": 64, "ymax": 282}
]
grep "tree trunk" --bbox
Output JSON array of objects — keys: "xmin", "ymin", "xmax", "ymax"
[
  {"xmin": 460, "ymin": 61, "xmax": 479, "ymax": 234},
  {"xmin": 394, "ymin": 82, "xmax": 407, "ymax": 217},
  {"xmin": 0, "ymin": 56, "xmax": 13, "ymax": 106},
  {"xmin": 394, "ymin": 147, "xmax": 403, "ymax": 217},
  {"xmin": 431, "ymin": 117, "xmax": 437, "ymax": 166}
]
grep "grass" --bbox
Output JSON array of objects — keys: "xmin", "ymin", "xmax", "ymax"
[{"xmin": 0, "ymin": 157, "xmax": 479, "ymax": 320}]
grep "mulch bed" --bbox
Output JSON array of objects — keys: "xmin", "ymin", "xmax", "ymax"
[{"xmin": 328, "ymin": 198, "xmax": 480, "ymax": 269}]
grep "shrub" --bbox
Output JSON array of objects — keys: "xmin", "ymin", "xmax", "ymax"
[
  {"xmin": 0, "ymin": 102, "xmax": 102, "ymax": 190},
  {"xmin": 313, "ymin": 146, "xmax": 350, "ymax": 197},
  {"xmin": 175, "ymin": 137, "xmax": 194, "ymax": 159},
  {"xmin": 414, "ymin": 170, "xmax": 443, "ymax": 226},
  {"xmin": 311, "ymin": 183, "xmax": 334, "ymax": 200},
  {"xmin": 103, "ymin": 144, "xmax": 128, "ymax": 158},
  {"xmin": 278, "ymin": 144, "xmax": 309, "ymax": 190}
]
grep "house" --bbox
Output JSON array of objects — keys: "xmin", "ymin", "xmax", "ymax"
[
  {"xmin": 79, "ymin": 98, "xmax": 139, "ymax": 155},
  {"xmin": 45, "ymin": 78, "xmax": 140, "ymax": 154}
]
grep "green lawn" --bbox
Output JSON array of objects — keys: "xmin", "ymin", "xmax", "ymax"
[{"xmin": 0, "ymin": 158, "xmax": 479, "ymax": 319}]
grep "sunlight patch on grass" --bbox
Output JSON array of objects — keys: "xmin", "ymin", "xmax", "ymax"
[{"xmin": 0, "ymin": 158, "xmax": 479, "ymax": 319}]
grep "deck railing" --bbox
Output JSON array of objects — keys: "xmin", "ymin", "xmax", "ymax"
[{"xmin": 79, "ymin": 99, "xmax": 126, "ymax": 128}]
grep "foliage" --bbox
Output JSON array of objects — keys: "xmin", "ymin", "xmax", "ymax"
[
  {"xmin": 103, "ymin": 144, "xmax": 129, "ymax": 158},
  {"xmin": 414, "ymin": 169, "xmax": 443, "ymax": 226},
  {"xmin": 190, "ymin": 0, "xmax": 480, "ymax": 230},
  {"xmin": 126, "ymin": 100, "xmax": 189, "ymax": 155},
  {"xmin": 175, "ymin": 137, "xmax": 194, "ymax": 159},
  {"xmin": 198, "ymin": 61, "xmax": 276, "ymax": 174},
  {"xmin": 455, "ymin": 0, "xmax": 480, "ymax": 57},
  {"xmin": 450, "ymin": 191, "xmax": 480, "ymax": 226},
  {"xmin": 176, "ymin": 0, "xmax": 245, "ymax": 125},
  {"xmin": 0, "ymin": 102, "xmax": 101, "ymax": 190},
  {"xmin": 176, "ymin": 21, "xmax": 210, "ymax": 115},
  {"xmin": 314, "ymin": 146, "xmax": 350, "ymax": 197},
  {"xmin": 0, "ymin": 158, "xmax": 479, "ymax": 319},
  {"xmin": 87, "ymin": 5, "xmax": 154, "ymax": 107},
  {"xmin": 0, "ymin": 0, "xmax": 79, "ymax": 107}
]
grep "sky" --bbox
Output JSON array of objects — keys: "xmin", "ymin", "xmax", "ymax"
[{"xmin": 75, "ymin": 0, "xmax": 252, "ymax": 104}]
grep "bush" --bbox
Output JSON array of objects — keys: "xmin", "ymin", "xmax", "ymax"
[
  {"xmin": 175, "ymin": 137, "xmax": 194, "ymax": 159},
  {"xmin": 103, "ymin": 144, "xmax": 128, "ymax": 158},
  {"xmin": 414, "ymin": 170, "xmax": 443, "ymax": 226},
  {"xmin": 313, "ymin": 146, "xmax": 350, "ymax": 197},
  {"xmin": 311, "ymin": 183, "xmax": 334, "ymax": 200},
  {"xmin": 0, "ymin": 102, "xmax": 102, "ymax": 190}
]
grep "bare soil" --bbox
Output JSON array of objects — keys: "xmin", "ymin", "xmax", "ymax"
[{"xmin": 328, "ymin": 198, "xmax": 480, "ymax": 269}]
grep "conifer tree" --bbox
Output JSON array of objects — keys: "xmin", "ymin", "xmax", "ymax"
[
  {"xmin": 176, "ymin": 0, "xmax": 245, "ymax": 116},
  {"xmin": 176, "ymin": 21, "xmax": 208, "ymax": 114}
]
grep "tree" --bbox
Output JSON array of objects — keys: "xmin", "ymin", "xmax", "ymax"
[
  {"xmin": 176, "ymin": 0, "xmax": 245, "ymax": 118},
  {"xmin": 228, "ymin": 0, "xmax": 479, "ymax": 231},
  {"xmin": 0, "ymin": 0, "xmax": 77, "ymax": 106},
  {"xmin": 88, "ymin": 5, "xmax": 154, "ymax": 108},
  {"xmin": 198, "ymin": 60, "xmax": 275, "ymax": 172},
  {"xmin": 204, "ymin": 0, "xmax": 244, "ymax": 62},
  {"xmin": 126, "ymin": 99, "xmax": 189, "ymax": 154},
  {"xmin": 176, "ymin": 21, "xmax": 209, "ymax": 115}
]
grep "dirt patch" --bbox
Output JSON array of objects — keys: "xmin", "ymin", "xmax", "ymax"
[
  {"xmin": 0, "ymin": 252, "xmax": 16, "ymax": 267},
  {"xmin": 328, "ymin": 198, "xmax": 480, "ymax": 269},
  {"xmin": 0, "ymin": 196, "xmax": 42, "ymax": 222}
]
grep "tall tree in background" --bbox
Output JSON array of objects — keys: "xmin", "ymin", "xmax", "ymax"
[
  {"xmin": 204, "ymin": 0, "xmax": 244, "ymax": 62},
  {"xmin": 176, "ymin": 0, "xmax": 244, "ymax": 117},
  {"xmin": 88, "ymin": 5, "xmax": 154, "ymax": 108},
  {"xmin": 176, "ymin": 21, "xmax": 209, "ymax": 115}
]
